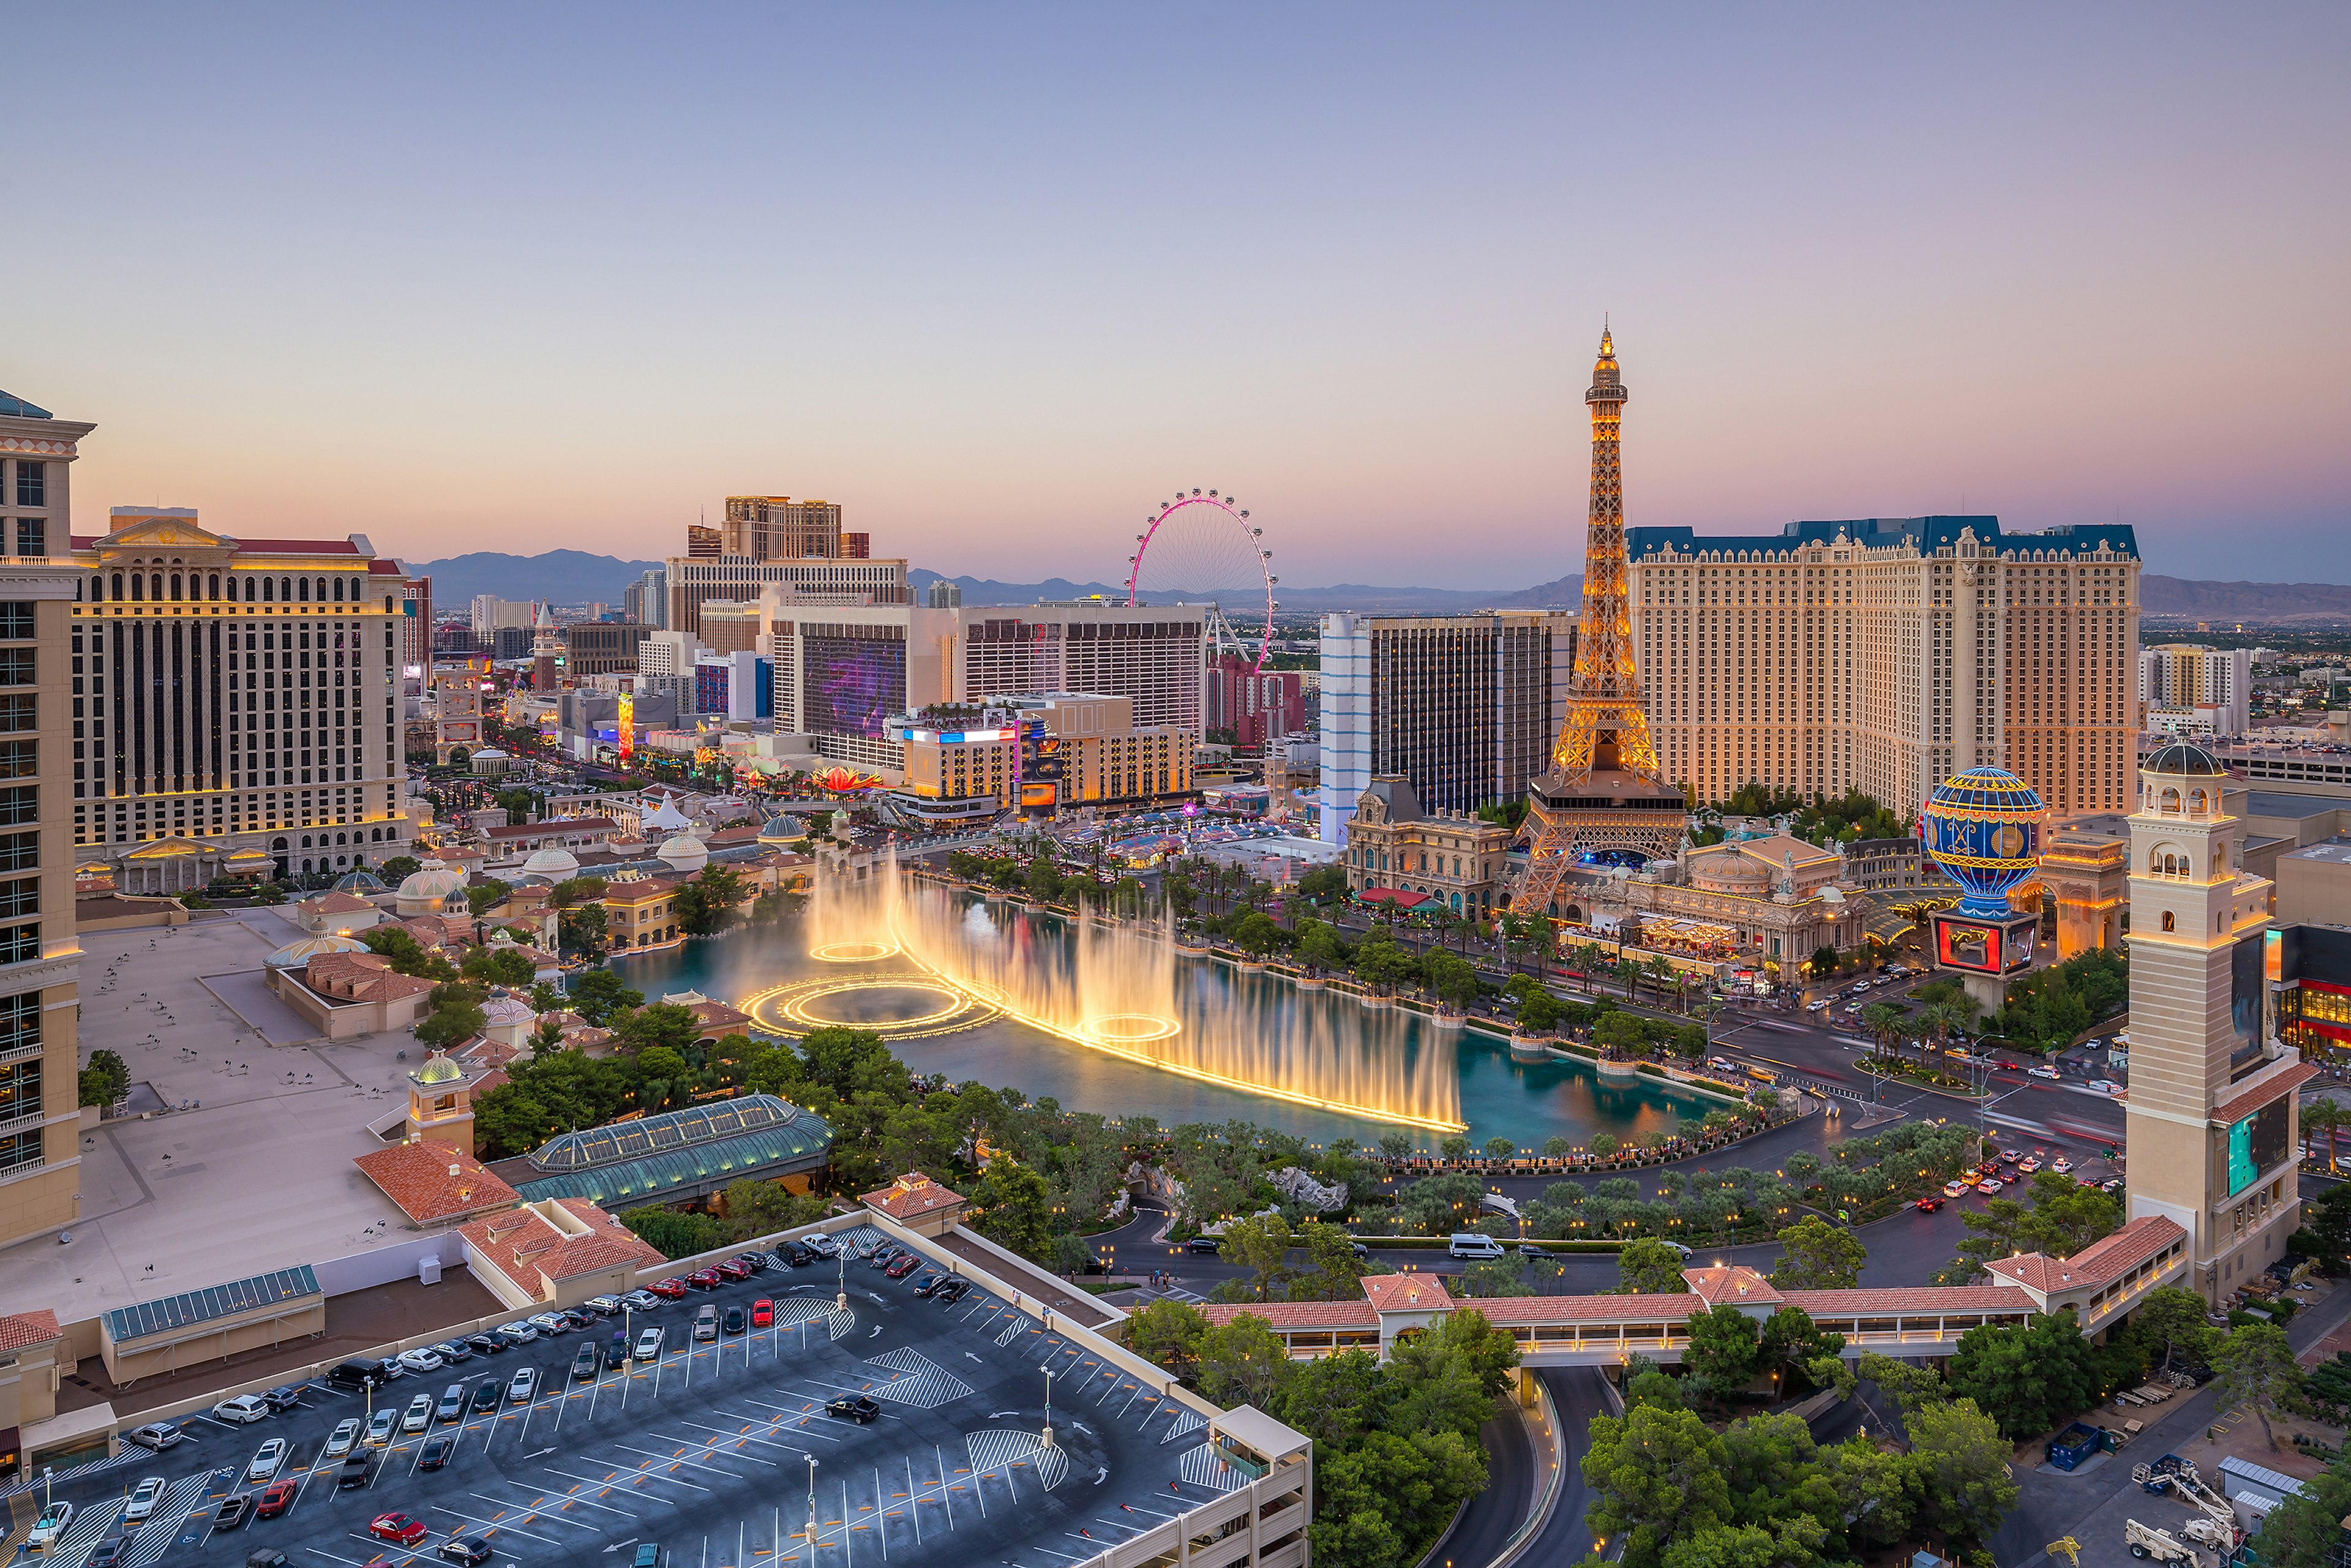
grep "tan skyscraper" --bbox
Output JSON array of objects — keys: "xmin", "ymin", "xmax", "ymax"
[
  {"xmin": 1627, "ymin": 516, "xmax": 2140, "ymax": 816},
  {"xmin": 1517, "ymin": 329, "xmax": 1685, "ymax": 915},
  {"xmin": 2123, "ymin": 741, "xmax": 2308, "ymax": 1305},
  {"xmin": 0, "ymin": 390, "xmax": 88, "ymax": 1245}
]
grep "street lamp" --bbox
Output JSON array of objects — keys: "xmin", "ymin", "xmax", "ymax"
[
  {"xmin": 806, "ymin": 1455, "xmax": 819, "ymax": 1562},
  {"xmin": 836, "ymin": 1248, "xmax": 848, "ymax": 1315},
  {"xmin": 1041, "ymin": 1364, "xmax": 1056, "ymax": 1449}
]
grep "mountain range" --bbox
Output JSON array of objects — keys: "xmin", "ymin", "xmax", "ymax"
[{"xmin": 408, "ymin": 551, "xmax": 2351, "ymax": 623}]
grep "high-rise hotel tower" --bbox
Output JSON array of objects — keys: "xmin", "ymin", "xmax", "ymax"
[
  {"xmin": 2124, "ymin": 741, "xmax": 2308, "ymax": 1304},
  {"xmin": 60, "ymin": 445, "xmax": 414, "ymax": 888},
  {"xmin": 1625, "ymin": 516, "xmax": 2140, "ymax": 816}
]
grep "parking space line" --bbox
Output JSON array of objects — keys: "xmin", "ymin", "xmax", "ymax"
[{"xmin": 427, "ymin": 1504, "xmax": 563, "ymax": 1544}]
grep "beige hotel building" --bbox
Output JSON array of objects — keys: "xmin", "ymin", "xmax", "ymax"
[{"xmin": 1626, "ymin": 516, "xmax": 2140, "ymax": 816}]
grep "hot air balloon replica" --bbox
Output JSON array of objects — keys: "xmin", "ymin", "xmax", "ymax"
[{"xmin": 1918, "ymin": 767, "xmax": 2047, "ymax": 1005}]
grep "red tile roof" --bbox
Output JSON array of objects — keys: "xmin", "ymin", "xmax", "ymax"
[
  {"xmin": 1474, "ymin": 1293, "xmax": 1706, "ymax": 1324},
  {"xmin": 1778, "ymin": 1286, "xmax": 2037, "ymax": 1315},
  {"xmin": 484, "ymin": 818, "xmax": 618, "ymax": 841},
  {"xmin": 860, "ymin": 1171, "xmax": 967, "ymax": 1222},
  {"xmin": 1682, "ymin": 1264, "xmax": 1782, "ymax": 1306},
  {"xmin": 459, "ymin": 1199, "xmax": 663, "ymax": 1299},
  {"xmin": 302, "ymin": 952, "xmax": 441, "ymax": 1005},
  {"xmin": 1363, "ymin": 1273, "xmax": 1452, "ymax": 1313},
  {"xmin": 1984, "ymin": 1216, "xmax": 2185, "ymax": 1295},
  {"xmin": 352, "ymin": 1142, "xmax": 519, "ymax": 1225},
  {"xmin": 0, "ymin": 1308, "xmax": 62, "ymax": 1351},
  {"xmin": 2213, "ymin": 1062, "xmax": 2320, "ymax": 1127}
]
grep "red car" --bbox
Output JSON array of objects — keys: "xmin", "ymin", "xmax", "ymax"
[
  {"xmin": 255, "ymin": 1479, "xmax": 299, "ymax": 1519},
  {"xmin": 751, "ymin": 1299, "xmax": 774, "ymax": 1328},
  {"xmin": 684, "ymin": 1269, "xmax": 722, "ymax": 1291},
  {"xmin": 647, "ymin": 1278, "xmax": 688, "ymax": 1300},
  {"xmin": 714, "ymin": 1259, "xmax": 754, "ymax": 1283},
  {"xmin": 885, "ymin": 1253, "xmax": 921, "ymax": 1278},
  {"xmin": 1913, "ymin": 1196, "xmax": 1945, "ymax": 1212},
  {"xmin": 370, "ymin": 1514, "xmax": 430, "ymax": 1547}
]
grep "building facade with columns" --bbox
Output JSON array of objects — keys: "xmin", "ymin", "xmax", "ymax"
[{"xmin": 1626, "ymin": 516, "xmax": 2141, "ymax": 818}]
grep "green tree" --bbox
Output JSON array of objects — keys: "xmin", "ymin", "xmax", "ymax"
[
  {"xmin": 2251, "ymin": 1450, "xmax": 2351, "ymax": 1568},
  {"xmin": 1758, "ymin": 1307, "xmax": 1847, "ymax": 1393},
  {"xmin": 615, "ymin": 1002, "xmax": 702, "ymax": 1058},
  {"xmin": 620, "ymin": 1206, "xmax": 722, "ymax": 1258},
  {"xmin": 1196, "ymin": 1311, "xmax": 1295, "ymax": 1412},
  {"xmin": 1456, "ymin": 1258, "xmax": 1535, "ymax": 1297},
  {"xmin": 460, "ymin": 945, "xmax": 536, "ymax": 988},
  {"xmin": 1582, "ymin": 1404, "xmax": 1734, "ymax": 1568},
  {"xmin": 1128, "ymin": 1299, "xmax": 1207, "ymax": 1380},
  {"xmin": 1292, "ymin": 1220, "xmax": 1370, "ymax": 1300},
  {"xmin": 2304, "ymin": 1097, "xmax": 2351, "ymax": 1172},
  {"xmin": 1296, "ymin": 864, "xmax": 1349, "ymax": 906},
  {"xmin": 1769, "ymin": 1216, "xmax": 1866, "ymax": 1291},
  {"xmin": 569, "ymin": 967, "xmax": 643, "ymax": 1026},
  {"xmin": 1295, "ymin": 918, "xmax": 1347, "ymax": 975},
  {"xmin": 1947, "ymin": 1313, "xmax": 2098, "ymax": 1439},
  {"xmin": 380, "ymin": 855, "xmax": 423, "ymax": 880},
  {"xmin": 2213, "ymin": 1321, "xmax": 2303, "ymax": 1451},
  {"xmin": 414, "ymin": 981, "xmax": 488, "ymax": 1049},
  {"xmin": 1217, "ymin": 1213, "xmax": 1296, "ymax": 1300},
  {"xmin": 2134, "ymin": 1286, "xmax": 2222, "ymax": 1375},
  {"xmin": 717, "ymin": 1178, "xmax": 826, "ymax": 1242},
  {"xmin": 1906, "ymin": 1397, "xmax": 2020, "ymax": 1543},
  {"xmin": 971, "ymin": 1156, "xmax": 1053, "ymax": 1261},
  {"xmin": 1231, "ymin": 912, "xmax": 1288, "ymax": 959},
  {"xmin": 360, "ymin": 925, "xmax": 456, "ymax": 980},
  {"xmin": 465, "ymin": 877, "xmax": 513, "ymax": 916},
  {"xmin": 1617, "ymin": 1236, "xmax": 1693, "ymax": 1294},
  {"xmin": 78, "ymin": 1048, "xmax": 131, "ymax": 1109},
  {"xmin": 1682, "ymin": 1304, "xmax": 1761, "ymax": 1397}
]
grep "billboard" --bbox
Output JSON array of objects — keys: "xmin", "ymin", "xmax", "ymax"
[
  {"xmin": 801, "ymin": 629, "xmax": 905, "ymax": 740},
  {"xmin": 1933, "ymin": 910, "xmax": 2038, "ymax": 975},
  {"xmin": 2226, "ymin": 1098, "xmax": 2290, "ymax": 1196},
  {"xmin": 2230, "ymin": 931, "xmax": 2266, "ymax": 1063}
]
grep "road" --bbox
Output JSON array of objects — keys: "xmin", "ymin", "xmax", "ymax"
[
  {"xmin": 1440, "ymin": 1397, "xmax": 1539, "ymax": 1568},
  {"xmin": 1527, "ymin": 1369, "xmax": 1615, "ymax": 1564}
]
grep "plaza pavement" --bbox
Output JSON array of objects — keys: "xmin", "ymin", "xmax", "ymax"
[{"xmin": 1, "ymin": 911, "xmax": 432, "ymax": 1324}]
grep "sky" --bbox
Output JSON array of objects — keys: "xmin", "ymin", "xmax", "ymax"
[{"xmin": 9, "ymin": 4, "xmax": 2348, "ymax": 588}]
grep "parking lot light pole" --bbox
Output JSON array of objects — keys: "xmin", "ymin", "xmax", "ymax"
[
  {"xmin": 1040, "ymin": 1365, "xmax": 1055, "ymax": 1450},
  {"xmin": 836, "ymin": 1251, "xmax": 847, "ymax": 1315},
  {"xmin": 806, "ymin": 1456, "xmax": 819, "ymax": 1560}
]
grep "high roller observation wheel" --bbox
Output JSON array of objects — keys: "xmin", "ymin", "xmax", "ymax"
[{"xmin": 1125, "ymin": 488, "xmax": 1277, "ymax": 673}]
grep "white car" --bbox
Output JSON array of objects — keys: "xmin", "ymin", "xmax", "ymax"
[
  {"xmin": 507, "ymin": 1366, "xmax": 538, "ymax": 1405},
  {"xmin": 366, "ymin": 1408, "xmax": 399, "ymax": 1446},
  {"xmin": 247, "ymin": 1438, "xmax": 288, "ymax": 1482},
  {"xmin": 212, "ymin": 1394, "xmax": 272, "ymax": 1424},
  {"xmin": 401, "ymin": 1394, "xmax": 434, "ymax": 1433},
  {"xmin": 28, "ymin": 1502, "xmax": 72, "ymax": 1550},
  {"xmin": 2088, "ymin": 1079, "xmax": 2120, "ymax": 1095},
  {"xmin": 396, "ymin": 1347, "xmax": 445, "ymax": 1375},
  {"xmin": 324, "ymin": 1417, "xmax": 363, "ymax": 1459},
  {"xmin": 2051, "ymin": 1157, "xmax": 2074, "ymax": 1174},
  {"xmin": 122, "ymin": 1477, "xmax": 168, "ymax": 1523},
  {"xmin": 1805, "ymin": 999, "xmax": 1829, "ymax": 1011},
  {"xmin": 2027, "ymin": 1065, "xmax": 2061, "ymax": 1081},
  {"xmin": 621, "ymin": 1290, "xmax": 663, "ymax": 1311}
]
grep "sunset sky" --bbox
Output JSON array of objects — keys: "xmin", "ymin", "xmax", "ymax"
[{"xmin": 12, "ymin": 4, "xmax": 2347, "ymax": 587}]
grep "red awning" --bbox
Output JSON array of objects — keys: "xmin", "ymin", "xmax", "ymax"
[{"xmin": 1359, "ymin": 887, "xmax": 1434, "ymax": 910}]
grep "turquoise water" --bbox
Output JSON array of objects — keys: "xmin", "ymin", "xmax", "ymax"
[{"xmin": 610, "ymin": 910, "xmax": 1722, "ymax": 1151}]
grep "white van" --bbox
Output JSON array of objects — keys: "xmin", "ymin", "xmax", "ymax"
[{"xmin": 1447, "ymin": 1232, "xmax": 1505, "ymax": 1260}]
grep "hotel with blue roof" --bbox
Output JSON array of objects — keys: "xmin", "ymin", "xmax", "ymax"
[{"xmin": 1625, "ymin": 515, "xmax": 2141, "ymax": 816}]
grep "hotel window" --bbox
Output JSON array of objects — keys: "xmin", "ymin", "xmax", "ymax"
[{"xmin": 12, "ymin": 464, "xmax": 42, "ymax": 508}]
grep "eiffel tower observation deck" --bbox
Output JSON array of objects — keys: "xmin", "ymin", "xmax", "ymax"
[{"xmin": 1515, "ymin": 328, "xmax": 1689, "ymax": 916}]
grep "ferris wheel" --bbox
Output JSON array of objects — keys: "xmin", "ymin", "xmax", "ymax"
[{"xmin": 1125, "ymin": 487, "xmax": 1277, "ymax": 672}]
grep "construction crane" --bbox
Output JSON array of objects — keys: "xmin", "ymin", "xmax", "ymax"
[
  {"xmin": 2126, "ymin": 1519, "xmax": 2206, "ymax": 1566},
  {"xmin": 2046, "ymin": 1537, "xmax": 2082, "ymax": 1568}
]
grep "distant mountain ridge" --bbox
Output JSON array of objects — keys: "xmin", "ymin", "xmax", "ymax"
[
  {"xmin": 2142, "ymin": 575, "xmax": 2351, "ymax": 621},
  {"xmin": 405, "ymin": 550, "xmax": 2351, "ymax": 623},
  {"xmin": 409, "ymin": 550, "xmax": 662, "ymax": 606}
]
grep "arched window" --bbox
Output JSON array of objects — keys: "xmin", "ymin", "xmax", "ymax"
[
  {"xmin": 298, "ymin": 577, "xmax": 310, "ymax": 602},
  {"xmin": 2160, "ymin": 787, "xmax": 2181, "ymax": 814},
  {"xmin": 2188, "ymin": 789, "xmax": 2208, "ymax": 815},
  {"xmin": 89, "ymin": 575, "xmax": 102, "ymax": 602},
  {"xmin": 261, "ymin": 576, "xmax": 274, "ymax": 602},
  {"xmin": 170, "ymin": 573, "xmax": 182, "ymax": 600},
  {"xmin": 110, "ymin": 572, "xmax": 122, "ymax": 601},
  {"xmin": 129, "ymin": 573, "xmax": 143, "ymax": 602},
  {"xmin": 337, "ymin": 854, "xmax": 348, "ymax": 869},
  {"xmin": 208, "ymin": 574, "xmax": 220, "ymax": 600},
  {"xmin": 2214, "ymin": 847, "xmax": 2229, "ymax": 875},
  {"xmin": 279, "ymin": 577, "xmax": 291, "ymax": 601},
  {"xmin": 371, "ymin": 828, "xmax": 383, "ymax": 842},
  {"xmin": 301, "ymin": 835, "xmax": 312, "ymax": 849},
  {"xmin": 2161, "ymin": 911, "xmax": 2176, "ymax": 932},
  {"xmin": 336, "ymin": 832, "xmax": 348, "ymax": 846},
  {"xmin": 271, "ymin": 836, "xmax": 288, "ymax": 851},
  {"xmin": 301, "ymin": 858, "xmax": 314, "ymax": 874},
  {"xmin": 243, "ymin": 576, "xmax": 255, "ymax": 602}
]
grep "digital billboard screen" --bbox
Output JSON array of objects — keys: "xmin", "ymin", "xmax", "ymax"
[
  {"xmin": 2232, "ymin": 930, "xmax": 2266, "ymax": 1054},
  {"xmin": 801, "ymin": 628, "xmax": 906, "ymax": 741},
  {"xmin": 1934, "ymin": 913, "xmax": 2036, "ymax": 975},
  {"xmin": 2227, "ymin": 1098, "xmax": 2290, "ymax": 1195}
]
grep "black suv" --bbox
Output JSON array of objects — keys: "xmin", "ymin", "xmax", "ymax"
[
  {"xmin": 337, "ymin": 1455, "xmax": 374, "ymax": 1490},
  {"xmin": 936, "ymin": 1278, "xmax": 971, "ymax": 1304},
  {"xmin": 825, "ymin": 1395, "xmax": 880, "ymax": 1424},
  {"xmin": 326, "ymin": 1360, "xmax": 386, "ymax": 1391},
  {"xmin": 785, "ymin": 1243, "xmax": 816, "ymax": 1267}
]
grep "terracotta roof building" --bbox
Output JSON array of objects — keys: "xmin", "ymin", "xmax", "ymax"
[
  {"xmin": 457, "ymin": 1198, "xmax": 666, "ymax": 1310},
  {"xmin": 268, "ymin": 951, "xmax": 441, "ymax": 1040},
  {"xmin": 353, "ymin": 1141, "xmax": 522, "ymax": 1225},
  {"xmin": 858, "ymin": 1171, "xmax": 969, "ymax": 1236}
]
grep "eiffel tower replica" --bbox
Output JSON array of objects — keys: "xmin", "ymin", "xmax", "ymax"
[{"xmin": 1515, "ymin": 327, "xmax": 1689, "ymax": 916}]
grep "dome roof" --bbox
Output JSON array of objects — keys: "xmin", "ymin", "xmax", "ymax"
[
  {"xmin": 759, "ymin": 814, "xmax": 809, "ymax": 842},
  {"xmin": 657, "ymin": 834, "xmax": 709, "ymax": 870},
  {"xmin": 411, "ymin": 1051, "xmax": 464, "ymax": 1085},
  {"xmin": 264, "ymin": 934, "xmax": 370, "ymax": 969},
  {"xmin": 332, "ymin": 869, "xmax": 388, "ymax": 893},
  {"xmin": 397, "ymin": 864, "xmax": 469, "ymax": 900},
  {"xmin": 481, "ymin": 994, "xmax": 538, "ymax": 1026},
  {"xmin": 521, "ymin": 846, "xmax": 582, "ymax": 878},
  {"xmin": 2146, "ymin": 740, "xmax": 2227, "ymax": 777}
]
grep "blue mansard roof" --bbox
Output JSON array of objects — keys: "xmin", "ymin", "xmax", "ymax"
[{"xmin": 1626, "ymin": 515, "xmax": 2140, "ymax": 563}]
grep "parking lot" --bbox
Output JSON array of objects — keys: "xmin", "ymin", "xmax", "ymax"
[{"xmin": 20, "ymin": 1229, "xmax": 1233, "ymax": 1568}]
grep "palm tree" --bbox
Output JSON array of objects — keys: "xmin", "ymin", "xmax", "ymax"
[
  {"xmin": 1643, "ymin": 955, "xmax": 1678, "ymax": 1013},
  {"xmin": 2306, "ymin": 1097, "xmax": 2350, "ymax": 1172},
  {"xmin": 1857, "ymin": 1001, "xmax": 1908, "ymax": 1079}
]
